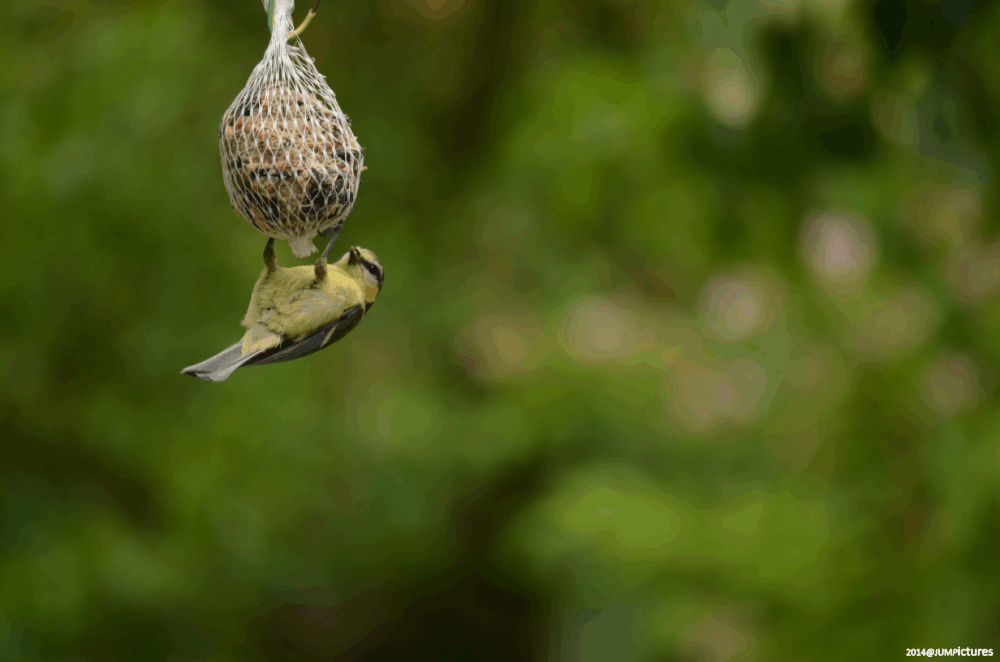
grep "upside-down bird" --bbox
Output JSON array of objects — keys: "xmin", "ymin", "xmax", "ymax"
[{"xmin": 182, "ymin": 239, "xmax": 383, "ymax": 382}]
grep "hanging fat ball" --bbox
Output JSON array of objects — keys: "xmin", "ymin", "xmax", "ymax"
[
  {"xmin": 182, "ymin": 239, "xmax": 384, "ymax": 382},
  {"xmin": 220, "ymin": 0, "xmax": 364, "ymax": 259}
]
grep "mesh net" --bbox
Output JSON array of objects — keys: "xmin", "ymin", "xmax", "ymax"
[{"xmin": 220, "ymin": 0, "xmax": 363, "ymax": 258}]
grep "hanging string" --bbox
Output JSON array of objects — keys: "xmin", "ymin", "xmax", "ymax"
[{"xmin": 268, "ymin": 0, "xmax": 322, "ymax": 40}]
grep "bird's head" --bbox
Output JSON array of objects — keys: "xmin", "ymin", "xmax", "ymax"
[{"xmin": 338, "ymin": 246, "xmax": 384, "ymax": 308}]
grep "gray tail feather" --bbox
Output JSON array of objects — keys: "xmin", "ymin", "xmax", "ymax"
[{"xmin": 181, "ymin": 341, "xmax": 261, "ymax": 382}]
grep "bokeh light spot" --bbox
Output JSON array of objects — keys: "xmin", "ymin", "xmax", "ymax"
[
  {"xmin": 945, "ymin": 245, "xmax": 1000, "ymax": 302},
  {"xmin": 818, "ymin": 43, "xmax": 866, "ymax": 100},
  {"xmin": 853, "ymin": 288, "xmax": 939, "ymax": 357},
  {"xmin": 900, "ymin": 185, "xmax": 979, "ymax": 248},
  {"xmin": 704, "ymin": 50, "xmax": 758, "ymax": 128},
  {"xmin": 460, "ymin": 313, "xmax": 546, "ymax": 382},
  {"xmin": 682, "ymin": 606, "xmax": 757, "ymax": 662},
  {"xmin": 703, "ymin": 281, "xmax": 765, "ymax": 341},
  {"xmin": 700, "ymin": 269, "xmax": 784, "ymax": 344},
  {"xmin": 560, "ymin": 298, "xmax": 640, "ymax": 363},
  {"xmin": 712, "ymin": 381, "xmax": 737, "ymax": 408},
  {"xmin": 668, "ymin": 358, "xmax": 769, "ymax": 431},
  {"xmin": 801, "ymin": 213, "xmax": 876, "ymax": 295},
  {"xmin": 494, "ymin": 326, "xmax": 529, "ymax": 366},
  {"xmin": 920, "ymin": 354, "xmax": 980, "ymax": 417}
]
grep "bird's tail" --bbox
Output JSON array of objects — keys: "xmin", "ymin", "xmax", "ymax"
[{"xmin": 181, "ymin": 341, "xmax": 261, "ymax": 382}]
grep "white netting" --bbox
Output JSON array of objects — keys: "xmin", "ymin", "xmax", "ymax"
[{"xmin": 220, "ymin": 0, "xmax": 363, "ymax": 258}]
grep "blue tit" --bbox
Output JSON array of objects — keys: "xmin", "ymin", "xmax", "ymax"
[{"xmin": 182, "ymin": 239, "xmax": 383, "ymax": 382}]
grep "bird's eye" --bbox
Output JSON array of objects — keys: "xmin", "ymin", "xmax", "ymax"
[{"xmin": 365, "ymin": 263, "xmax": 380, "ymax": 278}]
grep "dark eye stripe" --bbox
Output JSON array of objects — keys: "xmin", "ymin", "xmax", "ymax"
[{"xmin": 359, "ymin": 258, "xmax": 384, "ymax": 284}]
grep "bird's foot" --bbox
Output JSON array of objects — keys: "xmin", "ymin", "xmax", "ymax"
[{"xmin": 263, "ymin": 238, "xmax": 277, "ymax": 274}]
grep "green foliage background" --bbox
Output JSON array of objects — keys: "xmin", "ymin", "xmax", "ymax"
[{"xmin": 2, "ymin": 0, "xmax": 999, "ymax": 659}]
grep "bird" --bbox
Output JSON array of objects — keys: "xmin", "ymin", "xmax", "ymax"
[{"xmin": 182, "ymin": 238, "xmax": 383, "ymax": 382}]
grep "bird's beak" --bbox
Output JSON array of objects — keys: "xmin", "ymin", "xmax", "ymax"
[{"xmin": 349, "ymin": 247, "xmax": 360, "ymax": 265}]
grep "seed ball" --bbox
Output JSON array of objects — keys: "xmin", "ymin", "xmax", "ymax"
[{"xmin": 220, "ymin": 84, "xmax": 364, "ymax": 255}]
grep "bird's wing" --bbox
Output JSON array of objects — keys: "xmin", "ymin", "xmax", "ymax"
[{"xmin": 244, "ymin": 304, "xmax": 365, "ymax": 366}]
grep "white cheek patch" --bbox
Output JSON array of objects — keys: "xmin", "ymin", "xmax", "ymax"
[{"xmin": 364, "ymin": 270, "xmax": 381, "ymax": 290}]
